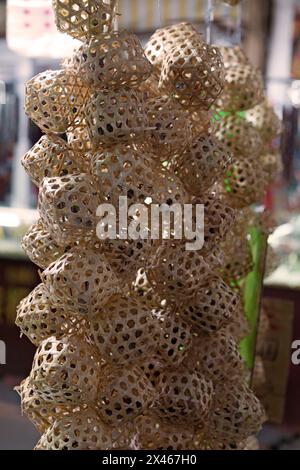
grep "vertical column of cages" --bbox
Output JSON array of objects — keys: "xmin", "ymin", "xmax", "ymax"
[{"xmin": 16, "ymin": 0, "xmax": 281, "ymax": 450}]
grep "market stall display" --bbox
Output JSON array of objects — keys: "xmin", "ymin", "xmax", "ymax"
[{"xmin": 14, "ymin": 0, "xmax": 281, "ymax": 450}]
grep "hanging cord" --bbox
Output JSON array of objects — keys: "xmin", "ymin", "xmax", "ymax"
[
  {"xmin": 205, "ymin": 0, "xmax": 214, "ymax": 45},
  {"xmin": 157, "ymin": 0, "xmax": 162, "ymax": 28},
  {"xmin": 114, "ymin": 0, "xmax": 119, "ymax": 31},
  {"xmin": 224, "ymin": 0, "xmax": 243, "ymax": 46},
  {"xmin": 233, "ymin": 0, "xmax": 243, "ymax": 45}
]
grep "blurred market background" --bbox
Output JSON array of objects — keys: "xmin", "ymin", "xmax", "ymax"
[{"xmin": 0, "ymin": 0, "xmax": 300, "ymax": 449}]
